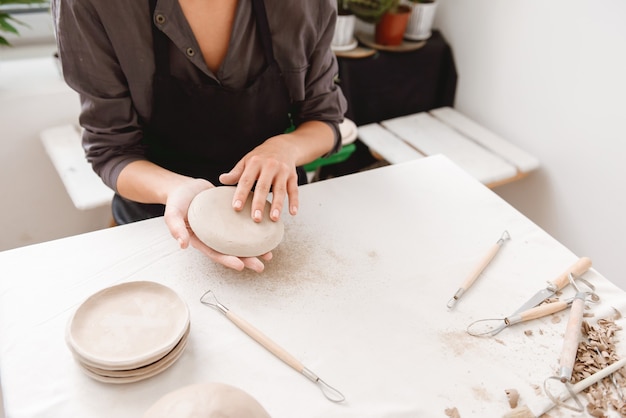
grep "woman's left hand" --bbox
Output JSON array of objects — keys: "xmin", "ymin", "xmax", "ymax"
[{"xmin": 163, "ymin": 177, "xmax": 272, "ymax": 273}]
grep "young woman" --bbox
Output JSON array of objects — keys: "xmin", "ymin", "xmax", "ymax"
[{"xmin": 52, "ymin": 0, "xmax": 347, "ymax": 272}]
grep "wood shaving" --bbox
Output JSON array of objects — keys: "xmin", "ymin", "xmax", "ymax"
[
  {"xmin": 570, "ymin": 318, "xmax": 626, "ymax": 416},
  {"xmin": 505, "ymin": 388, "xmax": 520, "ymax": 408},
  {"xmin": 444, "ymin": 407, "xmax": 460, "ymax": 417},
  {"xmin": 524, "ymin": 330, "xmax": 533, "ymax": 336}
]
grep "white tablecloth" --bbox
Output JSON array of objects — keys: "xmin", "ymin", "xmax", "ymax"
[{"xmin": 1, "ymin": 156, "xmax": 624, "ymax": 417}]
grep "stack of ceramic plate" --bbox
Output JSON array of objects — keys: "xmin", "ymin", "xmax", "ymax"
[{"xmin": 66, "ymin": 281, "xmax": 190, "ymax": 384}]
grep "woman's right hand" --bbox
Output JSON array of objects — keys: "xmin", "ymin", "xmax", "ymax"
[{"xmin": 163, "ymin": 178, "xmax": 272, "ymax": 273}]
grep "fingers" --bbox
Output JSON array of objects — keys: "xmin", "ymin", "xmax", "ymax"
[
  {"xmin": 163, "ymin": 178, "xmax": 270, "ymax": 272},
  {"xmin": 286, "ymin": 176, "xmax": 299, "ymax": 216},
  {"xmin": 188, "ymin": 234, "xmax": 269, "ymax": 273},
  {"xmin": 230, "ymin": 159, "xmax": 298, "ymax": 222},
  {"xmin": 164, "ymin": 204, "xmax": 190, "ymax": 249},
  {"xmin": 218, "ymin": 161, "xmax": 244, "ymax": 186},
  {"xmin": 163, "ymin": 178, "xmax": 214, "ymax": 248}
]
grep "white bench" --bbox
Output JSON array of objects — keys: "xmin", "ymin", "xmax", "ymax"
[
  {"xmin": 40, "ymin": 119, "xmax": 361, "ymax": 210},
  {"xmin": 357, "ymin": 107, "xmax": 540, "ymax": 188},
  {"xmin": 40, "ymin": 125, "xmax": 113, "ymax": 210}
]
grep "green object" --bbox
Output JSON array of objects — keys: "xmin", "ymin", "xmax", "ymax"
[
  {"xmin": 303, "ymin": 143, "xmax": 356, "ymax": 172},
  {"xmin": 346, "ymin": 0, "xmax": 399, "ymax": 23},
  {"xmin": 0, "ymin": 0, "xmax": 49, "ymax": 46},
  {"xmin": 284, "ymin": 116, "xmax": 356, "ymax": 172}
]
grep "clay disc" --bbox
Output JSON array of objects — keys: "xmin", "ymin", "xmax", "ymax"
[
  {"xmin": 142, "ymin": 382, "xmax": 271, "ymax": 418},
  {"xmin": 187, "ymin": 186, "xmax": 284, "ymax": 257}
]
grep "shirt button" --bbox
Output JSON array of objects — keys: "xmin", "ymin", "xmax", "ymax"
[
  {"xmin": 155, "ymin": 14, "xmax": 166, "ymax": 24},
  {"xmin": 186, "ymin": 48, "xmax": 195, "ymax": 57}
]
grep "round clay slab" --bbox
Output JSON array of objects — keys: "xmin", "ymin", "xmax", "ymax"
[
  {"xmin": 187, "ymin": 186, "xmax": 284, "ymax": 257},
  {"xmin": 143, "ymin": 383, "xmax": 271, "ymax": 418},
  {"xmin": 66, "ymin": 281, "xmax": 190, "ymax": 369}
]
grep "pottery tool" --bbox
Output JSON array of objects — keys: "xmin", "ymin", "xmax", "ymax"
[
  {"xmin": 447, "ymin": 230, "xmax": 510, "ymax": 309},
  {"xmin": 503, "ymin": 357, "xmax": 626, "ymax": 418},
  {"xmin": 466, "ymin": 299, "xmax": 573, "ymax": 337},
  {"xmin": 540, "ymin": 273, "xmax": 596, "ymax": 414},
  {"xmin": 468, "ymin": 284, "xmax": 599, "ymax": 337},
  {"xmin": 489, "ymin": 256, "xmax": 592, "ymax": 336},
  {"xmin": 556, "ymin": 274, "xmax": 588, "ymax": 383},
  {"xmin": 200, "ymin": 290, "xmax": 345, "ymax": 403}
]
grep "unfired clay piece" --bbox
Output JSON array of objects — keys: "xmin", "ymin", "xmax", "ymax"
[
  {"xmin": 187, "ymin": 186, "xmax": 284, "ymax": 257},
  {"xmin": 143, "ymin": 382, "xmax": 272, "ymax": 418},
  {"xmin": 66, "ymin": 281, "xmax": 190, "ymax": 369}
]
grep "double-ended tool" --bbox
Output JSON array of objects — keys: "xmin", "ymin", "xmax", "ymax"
[
  {"xmin": 200, "ymin": 290, "xmax": 345, "ymax": 403},
  {"xmin": 487, "ymin": 257, "xmax": 592, "ymax": 336},
  {"xmin": 447, "ymin": 230, "xmax": 510, "ymax": 309},
  {"xmin": 466, "ymin": 298, "xmax": 573, "ymax": 337},
  {"xmin": 543, "ymin": 273, "xmax": 597, "ymax": 413}
]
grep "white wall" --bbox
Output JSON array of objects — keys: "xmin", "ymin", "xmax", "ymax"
[
  {"xmin": 0, "ymin": 15, "xmax": 111, "ymax": 252},
  {"xmin": 435, "ymin": 0, "xmax": 626, "ymax": 288}
]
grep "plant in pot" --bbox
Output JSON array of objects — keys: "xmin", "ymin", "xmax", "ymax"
[
  {"xmin": 0, "ymin": 0, "xmax": 48, "ymax": 46},
  {"xmin": 347, "ymin": 0, "xmax": 411, "ymax": 46},
  {"xmin": 332, "ymin": 0, "xmax": 357, "ymax": 50},
  {"xmin": 403, "ymin": 0, "xmax": 438, "ymax": 41}
]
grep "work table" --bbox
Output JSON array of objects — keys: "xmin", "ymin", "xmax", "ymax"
[{"xmin": 1, "ymin": 156, "xmax": 624, "ymax": 417}]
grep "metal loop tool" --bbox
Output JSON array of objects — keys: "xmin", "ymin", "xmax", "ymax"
[
  {"xmin": 447, "ymin": 230, "xmax": 510, "ymax": 309},
  {"xmin": 200, "ymin": 290, "xmax": 345, "ymax": 403},
  {"xmin": 543, "ymin": 273, "xmax": 597, "ymax": 412},
  {"xmin": 466, "ymin": 283, "xmax": 599, "ymax": 337}
]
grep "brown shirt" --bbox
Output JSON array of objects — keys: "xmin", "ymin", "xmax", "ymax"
[{"xmin": 52, "ymin": 0, "xmax": 347, "ymax": 191}]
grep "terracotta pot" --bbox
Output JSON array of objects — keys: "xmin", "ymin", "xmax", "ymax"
[{"xmin": 375, "ymin": 5, "xmax": 411, "ymax": 46}]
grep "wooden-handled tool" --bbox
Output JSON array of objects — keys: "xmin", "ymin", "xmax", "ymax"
[
  {"xmin": 558, "ymin": 274, "xmax": 587, "ymax": 382},
  {"xmin": 200, "ymin": 290, "xmax": 345, "ymax": 402},
  {"xmin": 487, "ymin": 257, "xmax": 592, "ymax": 336},
  {"xmin": 447, "ymin": 230, "xmax": 510, "ymax": 309},
  {"xmin": 466, "ymin": 299, "xmax": 572, "ymax": 337}
]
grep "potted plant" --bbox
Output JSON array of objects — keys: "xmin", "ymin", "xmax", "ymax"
[
  {"xmin": 403, "ymin": 0, "xmax": 438, "ymax": 41},
  {"xmin": 373, "ymin": 1, "xmax": 411, "ymax": 46},
  {"xmin": 346, "ymin": 0, "xmax": 410, "ymax": 46},
  {"xmin": 0, "ymin": 0, "xmax": 48, "ymax": 46},
  {"xmin": 346, "ymin": 0, "xmax": 397, "ymax": 25},
  {"xmin": 332, "ymin": 0, "xmax": 357, "ymax": 51}
]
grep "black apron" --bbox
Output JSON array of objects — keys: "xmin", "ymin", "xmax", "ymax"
[{"xmin": 113, "ymin": 0, "xmax": 303, "ymax": 224}]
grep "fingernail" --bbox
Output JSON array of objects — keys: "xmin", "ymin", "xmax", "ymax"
[
  {"xmin": 254, "ymin": 210, "xmax": 262, "ymax": 220},
  {"xmin": 234, "ymin": 200, "xmax": 243, "ymax": 210},
  {"xmin": 177, "ymin": 237, "xmax": 184, "ymax": 248},
  {"xmin": 271, "ymin": 209, "xmax": 280, "ymax": 219},
  {"xmin": 291, "ymin": 206, "xmax": 298, "ymax": 215}
]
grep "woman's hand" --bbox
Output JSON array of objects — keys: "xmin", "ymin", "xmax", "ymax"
[
  {"xmin": 219, "ymin": 120, "xmax": 335, "ymax": 223},
  {"xmin": 219, "ymin": 134, "xmax": 300, "ymax": 223},
  {"xmin": 163, "ymin": 177, "xmax": 272, "ymax": 273}
]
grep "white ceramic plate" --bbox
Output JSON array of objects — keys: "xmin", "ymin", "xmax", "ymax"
[
  {"xmin": 73, "ymin": 321, "xmax": 190, "ymax": 375},
  {"xmin": 75, "ymin": 325, "xmax": 190, "ymax": 384},
  {"xmin": 66, "ymin": 281, "xmax": 190, "ymax": 369}
]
